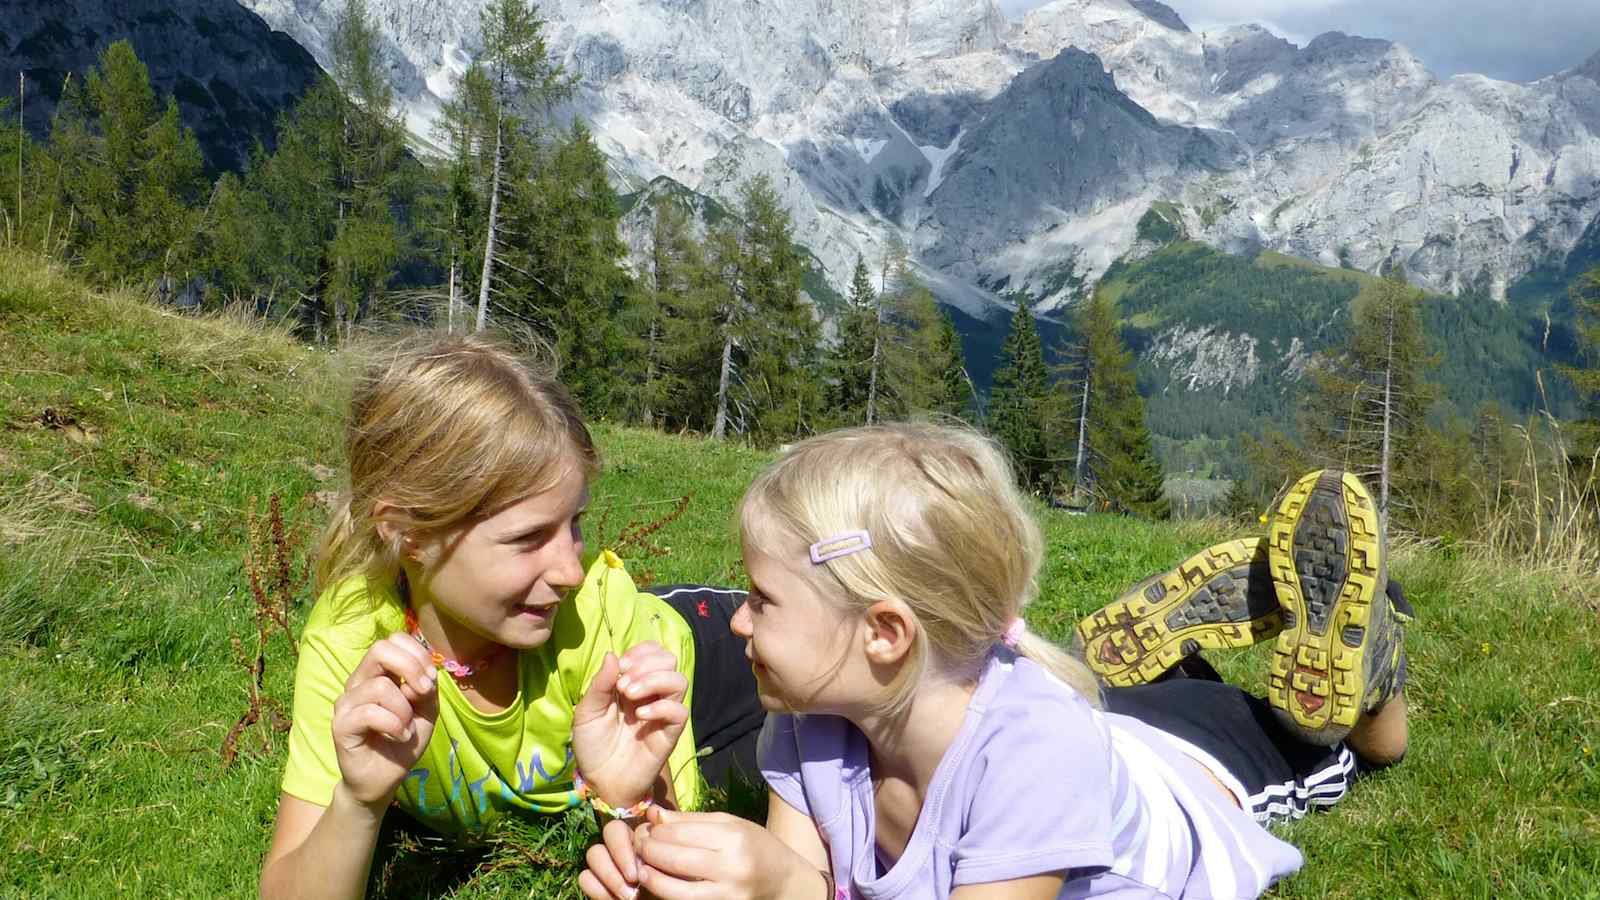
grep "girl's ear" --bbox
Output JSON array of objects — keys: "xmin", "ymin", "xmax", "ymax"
[
  {"xmin": 862, "ymin": 599, "xmax": 917, "ymax": 665},
  {"xmin": 372, "ymin": 500, "xmax": 418, "ymax": 560}
]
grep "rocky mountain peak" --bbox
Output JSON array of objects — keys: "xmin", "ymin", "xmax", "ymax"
[
  {"xmin": 227, "ymin": 0, "xmax": 1600, "ymax": 315},
  {"xmin": 1127, "ymin": 0, "xmax": 1189, "ymax": 33},
  {"xmin": 1577, "ymin": 47, "xmax": 1600, "ymax": 84}
]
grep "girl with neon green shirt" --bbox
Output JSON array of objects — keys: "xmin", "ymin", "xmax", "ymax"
[{"xmin": 260, "ymin": 335, "xmax": 762, "ymax": 898}]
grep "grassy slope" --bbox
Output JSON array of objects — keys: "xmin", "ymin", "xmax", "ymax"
[{"xmin": 1, "ymin": 250, "xmax": 1597, "ymax": 897}]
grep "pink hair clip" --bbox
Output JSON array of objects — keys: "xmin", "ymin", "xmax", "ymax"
[{"xmin": 809, "ymin": 530, "xmax": 872, "ymax": 564}]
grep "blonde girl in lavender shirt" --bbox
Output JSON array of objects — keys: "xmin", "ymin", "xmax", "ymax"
[{"xmin": 576, "ymin": 422, "xmax": 1410, "ymax": 900}]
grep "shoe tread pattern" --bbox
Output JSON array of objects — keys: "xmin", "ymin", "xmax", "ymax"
[
  {"xmin": 1266, "ymin": 470, "xmax": 1384, "ymax": 744},
  {"xmin": 1079, "ymin": 538, "xmax": 1281, "ymax": 687}
]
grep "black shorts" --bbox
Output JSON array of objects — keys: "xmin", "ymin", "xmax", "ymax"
[
  {"xmin": 650, "ymin": 584, "xmax": 766, "ymax": 790},
  {"xmin": 1103, "ymin": 679, "xmax": 1361, "ymax": 825}
]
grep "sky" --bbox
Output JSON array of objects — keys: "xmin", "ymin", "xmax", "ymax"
[{"xmin": 996, "ymin": 0, "xmax": 1600, "ymax": 83}]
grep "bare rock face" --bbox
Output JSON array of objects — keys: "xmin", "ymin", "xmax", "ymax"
[
  {"xmin": 230, "ymin": 0, "xmax": 1600, "ymax": 311},
  {"xmin": 915, "ymin": 47, "xmax": 1238, "ymax": 306},
  {"xmin": 0, "ymin": 0, "xmax": 322, "ymax": 173}
]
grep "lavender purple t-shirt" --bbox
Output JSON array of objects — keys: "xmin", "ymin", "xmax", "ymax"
[{"xmin": 758, "ymin": 649, "xmax": 1303, "ymax": 899}]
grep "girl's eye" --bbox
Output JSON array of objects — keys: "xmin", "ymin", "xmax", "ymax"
[{"xmin": 746, "ymin": 590, "xmax": 766, "ymax": 611}]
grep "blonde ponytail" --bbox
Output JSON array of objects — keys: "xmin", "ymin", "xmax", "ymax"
[{"xmin": 1012, "ymin": 629, "xmax": 1103, "ymax": 708}]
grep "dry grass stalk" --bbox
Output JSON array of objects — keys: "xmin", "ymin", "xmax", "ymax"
[
  {"xmin": 1470, "ymin": 422, "xmax": 1600, "ymax": 585},
  {"xmin": 593, "ymin": 494, "xmax": 692, "ymax": 587},
  {"xmin": 220, "ymin": 493, "xmax": 307, "ymax": 768}
]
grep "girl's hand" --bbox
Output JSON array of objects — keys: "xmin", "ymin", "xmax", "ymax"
[
  {"xmin": 578, "ymin": 818, "xmax": 646, "ymax": 900},
  {"xmin": 330, "ymin": 633, "xmax": 440, "ymax": 807},
  {"xmin": 633, "ymin": 807, "xmax": 831, "ymax": 900},
  {"xmin": 571, "ymin": 642, "xmax": 689, "ymax": 808}
]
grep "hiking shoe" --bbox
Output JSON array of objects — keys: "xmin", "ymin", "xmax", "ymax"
[
  {"xmin": 1265, "ymin": 470, "xmax": 1406, "ymax": 745},
  {"xmin": 1078, "ymin": 537, "xmax": 1282, "ymax": 687}
]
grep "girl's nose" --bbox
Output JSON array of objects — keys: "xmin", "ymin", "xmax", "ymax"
[
  {"xmin": 729, "ymin": 597, "xmax": 754, "ymax": 637},
  {"xmin": 545, "ymin": 521, "xmax": 586, "ymax": 589}
]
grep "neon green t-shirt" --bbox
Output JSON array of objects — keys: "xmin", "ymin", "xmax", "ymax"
[{"xmin": 281, "ymin": 552, "xmax": 702, "ymax": 833}]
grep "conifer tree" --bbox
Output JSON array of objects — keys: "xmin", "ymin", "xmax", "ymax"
[
  {"xmin": 989, "ymin": 297, "xmax": 1052, "ymax": 489},
  {"xmin": 740, "ymin": 177, "xmax": 821, "ymax": 441},
  {"xmin": 1074, "ymin": 288, "xmax": 1170, "ymax": 518},
  {"xmin": 470, "ymin": 0, "xmax": 571, "ymax": 332},
  {"xmin": 512, "ymin": 122, "xmax": 634, "ymax": 414},
  {"xmin": 219, "ymin": 0, "xmax": 412, "ymax": 338},
  {"xmin": 0, "ymin": 92, "xmax": 58, "ymax": 251},
  {"xmin": 1299, "ymin": 269, "xmax": 1438, "ymax": 530},
  {"xmin": 825, "ymin": 256, "xmax": 879, "ymax": 424},
  {"xmin": 1559, "ymin": 265, "xmax": 1600, "ymax": 459},
  {"xmin": 630, "ymin": 192, "xmax": 704, "ymax": 427},
  {"xmin": 824, "ymin": 249, "xmax": 960, "ymax": 427},
  {"xmin": 930, "ymin": 308, "xmax": 974, "ymax": 420},
  {"xmin": 704, "ymin": 176, "xmax": 819, "ymax": 441},
  {"xmin": 48, "ymin": 41, "xmax": 205, "ymax": 283}
]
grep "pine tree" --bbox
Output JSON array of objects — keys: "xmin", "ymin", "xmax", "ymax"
[
  {"xmin": 738, "ymin": 176, "xmax": 820, "ymax": 442},
  {"xmin": 989, "ymin": 297, "xmax": 1052, "ymax": 489},
  {"xmin": 1560, "ymin": 265, "xmax": 1600, "ymax": 460},
  {"xmin": 825, "ymin": 256, "xmax": 879, "ymax": 424},
  {"xmin": 0, "ymin": 89, "xmax": 59, "ymax": 251},
  {"xmin": 513, "ymin": 122, "xmax": 635, "ymax": 415},
  {"xmin": 1073, "ymin": 288, "xmax": 1170, "ymax": 518},
  {"xmin": 929, "ymin": 308, "xmax": 974, "ymax": 420},
  {"xmin": 49, "ymin": 41, "xmax": 205, "ymax": 283},
  {"xmin": 470, "ymin": 0, "xmax": 571, "ymax": 332},
  {"xmin": 702, "ymin": 177, "xmax": 817, "ymax": 440},
  {"xmin": 824, "ymin": 249, "xmax": 965, "ymax": 427},
  {"xmin": 1298, "ymin": 270, "xmax": 1438, "ymax": 531},
  {"xmin": 631, "ymin": 192, "xmax": 705, "ymax": 427}
]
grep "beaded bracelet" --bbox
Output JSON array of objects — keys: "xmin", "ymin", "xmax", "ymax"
[{"xmin": 572, "ymin": 770, "xmax": 655, "ymax": 820}]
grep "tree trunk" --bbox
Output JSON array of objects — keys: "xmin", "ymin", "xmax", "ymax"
[
  {"xmin": 1074, "ymin": 366, "xmax": 1091, "ymax": 492},
  {"xmin": 15, "ymin": 72, "xmax": 23, "ymax": 243},
  {"xmin": 865, "ymin": 324, "xmax": 882, "ymax": 426},
  {"xmin": 643, "ymin": 316, "xmax": 660, "ymax": 428},
  {"xmin": 712, "ymin": 331, "xmax": 734, "ymax": 439},
  {"xmin": 867, "ymin": 251, "xmax": 896, "ymax": 425},
  {"xmin": 475, "ymin": 114, "xmax": 504, "ymax": 333},
  {"xmin": 447, "ymin": 252, "xmax": 458, "ymax": 334},
  {"xmin": 1378, "ymin": 302, "xmax": 1395, "ymax": 535}
]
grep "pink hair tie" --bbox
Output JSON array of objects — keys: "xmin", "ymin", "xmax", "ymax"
[{"xmin": 1002, "ymin": 618, "xmax": 1025, "ymax": 648}]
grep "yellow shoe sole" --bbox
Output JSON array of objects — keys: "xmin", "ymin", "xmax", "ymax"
[
  {"xmin": 1078, "ymin": 537, "xmax": 1282, "ymax": 688},
  {"xmin": 1265, "ymin": 470, "xmax": 1385, "ymax": 744}
]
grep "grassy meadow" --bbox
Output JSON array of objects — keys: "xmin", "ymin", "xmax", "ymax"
[{"xmin": 1, "ymin": 249, "xmax": 1598, "ymax": 897}]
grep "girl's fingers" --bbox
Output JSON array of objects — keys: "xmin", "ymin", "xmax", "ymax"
[
  {"xmin": 578, "ymin": 868, "xmax": 634, "ymax": 900},
  {"xmin": 619, "ymin": 670, "xmax": 688, "ymax": 704},
  {"xmin": 638, "ymin": 831, "xmax": 725, "ymax": 881},
  {"xmin": 634, "ymin": 699, "xmax": 689, "ymax": 726},
  {"xmin": 346, "ymin": 635, "xmax": 436, "ymax": 696},
  {"xmin": 584, "ymin": 841, "xmax": 639, "ymax": 900},
  {"xmin": 617, "ymin": 641, "xmax": 666, "ymax": 673},
  {"xmin": 338, "ymin": 702, "xmax": 411, "ymax": 743},
  {"xmin": 341, "ymin": 676, "xmax": 417, "ymax": 731},
  {"xmin": 646, "ymin": 806, "xmax": 733, "ymax": 829},
  {"xmin": 636, "ymin": 865, "xmax": 723, "ymax": 900},
  {"xmin": 574, "ymin": 652, "xmax": 622, "ymax": 725},
  {"xmin": 602, "ymin": 818, "xmax": 641, "ymax": 884}
]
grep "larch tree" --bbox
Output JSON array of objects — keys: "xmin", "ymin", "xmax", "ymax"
[
  {"xmin": 470, "ymin": 0, "xmax": 571, "ymax": 332},
  {"xmin": 1069, "ymin": 287, "xmax": 1170, "ymax": 518},
  {"xmin": 1299, "ymin": 269, "xmax": 1438, "ymax": 533}
]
